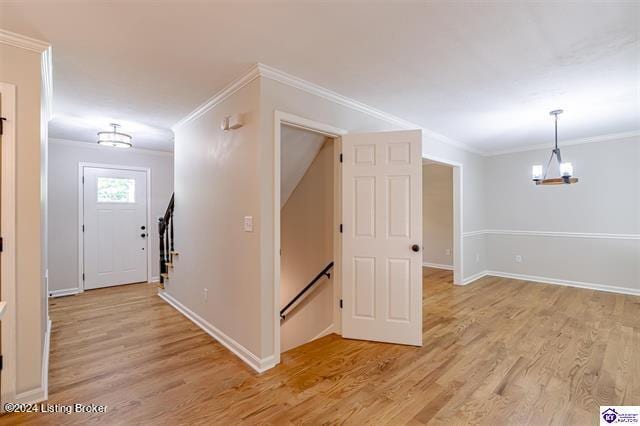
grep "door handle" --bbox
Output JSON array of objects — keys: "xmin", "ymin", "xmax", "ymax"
[
  {"xmin": 411, "ymin": 244, "xmax": 420, "ymax": 252},
  {"xmin": 140, "ymin": 233, "xmax": 147, "ymax": 238}
]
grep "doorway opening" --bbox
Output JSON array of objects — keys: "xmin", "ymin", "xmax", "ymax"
[
  {"xmin": 273, "ymin": 112, "xmax": 347, "ymax": 364},
  {"xmin": 78, "ymin": 163, "xmax": 152, "ymax": 291},
  {"xmin": 274, "ymin": 112, "xmax": 427, "ymax": 365},
  {"xmin": 421, "ymin": 156, "xmax": 463, "ymax": 285},
  {"xmin": 279, "ymin": 124, "xmax": 337, "ymax": 353}
]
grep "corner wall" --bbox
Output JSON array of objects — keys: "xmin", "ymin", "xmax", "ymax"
[{"xmin": 169, "ymin": 78, "xmax": 266, "ymax": 367}]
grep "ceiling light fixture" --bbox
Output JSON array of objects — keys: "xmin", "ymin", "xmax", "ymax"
[
  {"xmin": 532, "ymin": 110, "xmax": 578, "ymax": 185},
  {"xmin": 97, "ymin": 123, "xmax": 132, "ymax": 148}
]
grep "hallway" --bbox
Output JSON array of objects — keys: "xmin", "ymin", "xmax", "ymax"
[{"xmin": 2, "ymin": 269, "xmax": 638, "ymax": 425}]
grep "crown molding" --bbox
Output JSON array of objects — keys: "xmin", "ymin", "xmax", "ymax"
[
  {"xmin": 172, "ymin": 62, "xmax": 482, "ymax": 155},
  {"xmin": 172, "ymin": 64, "xmax": 261, "ymax": 131},
  {"xmin": 486, "ymin": 130, "xmax": 640, "ymax": 156},
  {"xmin": 0, "ymin": 29, "xmax": 50, "ymax": 53},
  {"xmin": 49, "ymin": 138, "xmax": 174, "ymax": 156},
  {"xmin": 41, "ymin": 47, "xmax": 53, "ymax": 121},
  {"xmin": 255, "ymin": 63, "xmax": 483, "ymax": 155}
]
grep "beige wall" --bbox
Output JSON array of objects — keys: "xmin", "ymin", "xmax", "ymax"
[
  {"xmin": 0, "ymin": 43, "xmax": 46, "ymax": 395},
  {"xmin": 422, "ymin": 163, "xmax": 453, "ymax": 267},
  {"xmin": 169, "ymin": 78, "xmax": 264, "ymax": 358},
  {"xmin": 280, "ymin": 138, "xmax": 334, "ymax": 352}
]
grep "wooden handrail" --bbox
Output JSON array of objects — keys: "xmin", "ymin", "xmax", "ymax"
[{"xmin": 280, "ymin": 261, "xmax": 334, "ymax": 320}]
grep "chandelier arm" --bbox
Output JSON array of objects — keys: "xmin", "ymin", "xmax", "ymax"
[
  {"xmin": 542, "ymin": 150, "xmax": 555, "ymax": 180},
  {"xmin": 554, "ymin": 113, "xmax": 558, "ymax": 150}
]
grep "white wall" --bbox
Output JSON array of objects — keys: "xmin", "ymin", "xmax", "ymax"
[
  {"xmin": 422, "ymin": 163, "xmax": 453, "ymax": 268},
  {"xmin": 47, "ymin": 139, "xmax": 174, "ymax": 293},
  {"xmin": 484, "ymin": 135, "xmax": 640, "ymax": 293}
]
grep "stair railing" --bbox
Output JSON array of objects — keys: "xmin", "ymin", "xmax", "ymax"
[
  {"xmin": 159, "ymin": 193, "xmax": 175, "ymax": 284},
  {"xmin": 280, "ymin": 261, "xmax": 334, "ymax": 320}
]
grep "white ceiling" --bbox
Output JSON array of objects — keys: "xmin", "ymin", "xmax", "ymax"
[
  {"xmin": 1, "ymin": 2, "xmax": 638, "ymax": 154},
  {"xmin": 281, "ymin": 125, "xmax": 326, "ymax": 207}
]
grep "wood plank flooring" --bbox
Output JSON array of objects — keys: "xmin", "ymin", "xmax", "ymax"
[{"xmin": 2, "ymin": 268, "xmax": 639, "ymax": 425}]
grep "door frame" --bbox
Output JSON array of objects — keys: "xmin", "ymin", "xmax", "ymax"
[
  {"xmin": 273, "ymin": 110, "xmax": 347, "ymax": 364},
  {"xmin": 422, "ymin": 155, "xmax": 463, "ymax": 285},
  {"xmin": 0, "ymin": 82, "xmax": 17, "ymax": 406},
  {"xmin": 77, "ymin": 162, "xmax": 152, "ymax": 291}
]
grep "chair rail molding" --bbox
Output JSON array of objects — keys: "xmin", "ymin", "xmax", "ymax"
[{"xmin": 463, "ymin": 229, "xmax": 640, "ymax": 240}]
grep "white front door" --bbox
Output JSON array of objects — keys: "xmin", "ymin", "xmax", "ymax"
[
  {"xmin": 341, "ymin": 130, "xmax": 422, "ymax": 346},
  {"xmin": 83, "ymin": 167, "xmax": 148, "ymax": 290}
]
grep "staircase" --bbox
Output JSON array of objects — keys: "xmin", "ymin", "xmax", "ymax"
[{"xmin": 159, "ymin": 193, "xmax": 176, "ymax": 288}]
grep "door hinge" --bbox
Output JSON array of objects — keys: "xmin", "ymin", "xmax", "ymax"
[
  {"xmin": 0, "ymin": 237, "xmax": 3, "ymax": 252},
  {"xmin": 82, "ymin": 273, "xmax": 85, "ymax": 281},
  {"xmin": 0, "ymin": 355, "xmax": 3, "ymax": 370},
  {"xmin": 339, "ymin": 299, "xmax": 343, "ymax": 309},
  {"xmin": 0, "ymin": 117, "xmax": 6, "ymax": 136},
  {"xmin": 339, "ymin": 153, "xmax": 343, "ymax": 163},
  {"xmin": 82, "ymin": 225, "xmax": 85, "ymax": 232},
  {"xmin": 82, "ymin": 176, "xmax": 85, "ymax": 184},
  {"xmin": 339, "ymin": 224, "xmax": 343, "ymax": 233}
]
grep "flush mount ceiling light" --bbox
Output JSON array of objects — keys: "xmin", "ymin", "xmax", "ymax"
[
  {"xmin": 531, "ymin": 110, "xmax": 578, "ymax": 185},
  {"xmin": 97, "ymin": 123, "xmax": 132, "ymax": 148}
]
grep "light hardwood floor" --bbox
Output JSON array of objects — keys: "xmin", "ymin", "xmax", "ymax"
[{"xmin": 2, "ymin": 268, "xmax": 639, "ymax": 425}]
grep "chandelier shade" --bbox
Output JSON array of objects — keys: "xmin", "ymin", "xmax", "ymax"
[{"xmin": 97, "ymin": 123, "xmax": 132, "ymax": 148}]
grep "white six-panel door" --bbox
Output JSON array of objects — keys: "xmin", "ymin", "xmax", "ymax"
[
  {"xmin": 83, "ymin": 167, "xmax": 148, "ymax": 290},
  {"xmin": 341, "ymin": 130, "xmax": 422, "ymax": 346}
]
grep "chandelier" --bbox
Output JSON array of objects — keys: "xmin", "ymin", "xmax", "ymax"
[
  {"xmin": 97, "ymin": 123, "xmax": 132, "ymax": 148},
  {"xmin": 532, "ymin": 110, "xmax": 578, "ymax": 185}
]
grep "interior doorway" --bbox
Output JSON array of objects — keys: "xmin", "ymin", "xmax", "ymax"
[
  {"xmin": 422, "ymin": 156, "xmax": 463, "ymax": 285},
  {"xmin": 273, "ymin": 111, "xmax": 426, "ymax": 364},
  {"xmin": 79, "ymin": 164, "xmax": 151, "ymax": 290},
  {"xmin": 279, "ymin": 124, "xmax": 336, "ymax": 352}
]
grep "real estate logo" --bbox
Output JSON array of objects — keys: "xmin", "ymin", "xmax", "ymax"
[{"xmin": 600, "ymin": 406, "xmax": 640, "ymax": 425}]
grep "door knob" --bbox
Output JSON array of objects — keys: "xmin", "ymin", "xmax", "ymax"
[
  {"xmin": 140, "ymin": 233, "xmax": 147, "ymax": 238},
  {"xmin": 411, "ymin": 244, "xmax": 420, "ymax": 252}
]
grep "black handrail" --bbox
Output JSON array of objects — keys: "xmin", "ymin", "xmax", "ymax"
[
  {"xmin": 280, "ymin": 261, "xmax": 334, "ymax": 320},
  {"xmin": 159, "ymin": 193, "xmax": 175, "ymax": 284}
]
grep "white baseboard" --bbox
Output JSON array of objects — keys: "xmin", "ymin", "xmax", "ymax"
[
  {"xmin": 158, "ymin": 292, "xmax": 276, "ymax": 373},
  {"xmin": 48, "ymin": 288, "xmax": 81, "ymax": 298},
  {"xmin": 461, "ymin": 269, "xmax": 640, "ymax": 296},
  {"xmin": 13, "ymin": 319, "xmax": 51, "ymax": 405},
  {"xmin": 485, "ymin": 270, "xmax": 640, "ymax": 297},
  {"xmin": 312, "ymin": 323, "xmax": 336, "ymax": 342},
  {"xmin": 149, "ymin": 276, "xmax": 160, "ymax": 283},
  {"xmin": 461, "ymin": 270, "xmax": 489, "ymax": 285},
  {"xmin": 422, "ymin": 262, "xmax": 454, "ymax": 271}
]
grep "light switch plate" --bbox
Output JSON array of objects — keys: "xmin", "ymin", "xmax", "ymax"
[{"xmin": 244, "ymin": 216, "xmax": 253, "ymax": 232}]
